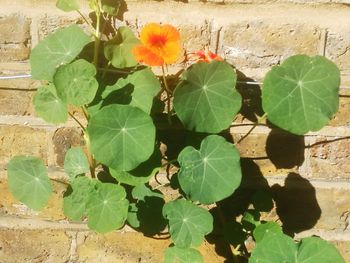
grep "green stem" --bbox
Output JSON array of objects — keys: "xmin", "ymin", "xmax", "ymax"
[
  {"xmin": 161, "ymin": 65, "xmax": 172, "ymax": 124},
  {"xmin": 68, "ymin": 112, "xmax": 86, "ymax": 131},
  {"xmin": 93, "ymin": 2, "xmax": 102, "ymax": 66},
  {"xmin": 77, "ymin": 10, "xmax": 95, "ymax": 35}
]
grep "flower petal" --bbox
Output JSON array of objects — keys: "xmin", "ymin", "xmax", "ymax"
[
  {"xmin": 132, "ymin": 45, "xmax": 164, "ymax": 66},
  {"xmin": 161, "ymin": 41, "xmax": 182, "ymax": 64}
]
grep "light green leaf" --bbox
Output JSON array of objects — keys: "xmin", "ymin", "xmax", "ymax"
[
  {"xmin": 33, "ymin": 83, "xmax": 68, "ymax": 124},
  {"xmin": 54, "ymin": 59, "xmax": 98, "ymax": 106},
  {"xmin": 101, "ymin": 0, "xmax": 121, "ymax": 16},
  {"xmin": 178, "ymin": 135, "xmax": 242, "ymax": 205},
  {"xmin": 253, "ymin": 221, "xmax": 282, "ymax": 243},
  {"xmin": 56, "ymin": 0, "xmax": 79, "ymax": 12},
  {"xmin": 109, "ymin": 149, "xmax": 161, "ymax": 186},
  {"xmin": 163, "ymin": 199, "xmax": 213, "ymax": 248},
  {"xmin": 102, "ymin": 68, "xmax": 161, "ymax": 113},
  {"xmin": 87, "ymin": 183, "xmax": 129, "ymax": 233},
  {"xmin": 63, "ymin": 176, "xmax": 96, "ymax": 221},
  {"xmin": 173, "ymin": 61, "xmax": 242, "ymax": 133},
  {"xmin": 131, "ymin": 184, "xmax": 163, "ymax": 202},
  {"xmin": 30, "ymin": 25, "xmax": 91, "ymax": 81},
  {"xmin": 64, "ymin": 147, "xmax": 90, "ymax": 179},
  {"xmin": 242, "ymin": 209, "xmax": 261, "ymax": 231},
  {"xmin": 298, "ymin": 237, "xmax": 345, "ymax": 263},
  {"xmin": 7, "ymin": 156, "xmax": 52, "ymax": 211},
  {"xmin": 262, "ymin": 55, "xmax": 340, "ymax": 135},
  {"xmin": 87, "ymin": 104, "xmax": 156, "ymax": 171},
  {"xmin": 165, "ymin": 246, "xmax": 204, "ymax": 263},
  {"xmin": 127, "ymin": 203, "xmax": 140, "ymax": 228},
  {"xmin": 104, "ymin": 26, "xmax": 140, "ymax": 68}
]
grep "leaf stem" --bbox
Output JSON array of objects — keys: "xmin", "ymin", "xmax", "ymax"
[
  {"xmin": 68, "ymin": 112, "xmax": 86, "ymax": 131},
  {"xmin": 235, "ymin": 113, "xmax": 267, "ymax": 145},
  {"xmin": 77, "ymin": 10, "xmax": 95, "ymax": 36},
  {"xmin": 161, "ymin": 65, "xmax": 172, "ymax": 124},
  {"xmin": 50, "ymin": 178, "xmax": 69, "ymax": 185},
  {"xmin": 93, "ymin": 1, "xmax": 102, "ymax": 66}
]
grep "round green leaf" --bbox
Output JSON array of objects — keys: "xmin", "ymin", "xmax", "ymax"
[
  {"xmin": 86, "ymin": 183, "xmax": 129, "ymax": 233},
  {"xmin": 30, "ymin": 25, "xmax": 91, "ymax": 81},
  {"xmin": 87, "ymin": 104, "xmax": 156, "ymax": 171},
  {"xmin": 249, "ymin": 232, "xmax": 297, "ymax": 263},
  {"xmin": 173, "ymin": 61, "xmax": 242, "ymax": 133},
  {"xmin": 253, "ymin": 221, "xmax": 282, "ymax": 243},
  {"xmin": 63, "ymin": 176, "xmax": 96, "ymax": 221},
  {"xmin": 298, "ymin": 237, "xmax": 345, "ymax": 263},
  {"xmin": 104, "ymin": 26, "xmax": 140, "ymax": 68},
  {"xmin": 56, "ymin": 0, "xmax": 79, "ymax": 12},
  {"xmin": 178, "ymin": 135, "xmax": 242, "ymax": 205},
  {"xmin": 262, "ymin": 55, "xmax": 340, "ymax": 135},
  {"xmin": 54, "ymin": 59, "xmax": 98, "ymax": 106},
  {"xmin": 165, "ymin": 246, "xmax": 203, "ymax": 263},
  {"xmin": 131, "ymin": 184, "xmax": 163, "ymax": 201},
  {"xmin": 64, "ymin": 147, "xmax": 90, "ymax": 179},
  {"xmin": 7, "ymin": 156, "xmax": 52, "ymax": 211},
  {"xmin": 163, "ymin": 199, "xmax": 213, "ymax": 248},
  {"xmin": 102, "ymin": 68, "xmax": 161, "ymax": 114},
  {"xmin": 33, "ymin": 83, "xmax": 68, "ymax": 124}
]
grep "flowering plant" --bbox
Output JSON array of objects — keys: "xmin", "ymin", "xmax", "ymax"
[{"xmin": 6, "ymin": 0, "xmax": 346, "ymax": 262}]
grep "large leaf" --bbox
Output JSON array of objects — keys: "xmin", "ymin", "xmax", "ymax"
[
  {"xmin": 165, "ymin": 246, "xmax": 203, "ymax": 263},
  {"xmin": 253, "ymin": 221, "xmax": 282, "ymax": 243},
  {"xmin": 30, "ymin": 25, "xmax": 90, "ymax": 80},
  {"xmin": 87, "ymin": 104, "xmax": 156, "ymax": 171},
  {"xmin": 249, "ymin": 232, "xmax": 345, "ymax": 263},
  {"xmin": 173, "ymin": 61, "xmax": 241, "ymax": 133},
  {"xmin": 177, "ymin": 135, "xmax": 242, "ymax": 204},
  {"xmin": 163, "ymin": 199, "xmax": 213, "ymax": 248},
  {"xmin": 54, "ymin": 59, "xmax": 98, "ymax": 106},
  {"xmin": 86, "ymin": 183, "xmax": 129, "ymax": 233},
  {"xmin": 262, "ymin": 55, "xmax": 340, "ymax": 135},
  {"xmin": 102, "ymin": 68, "xmax": 161, "ymax": 113},
  {"xmin": 109, "ymin": 149, "xmax": 161, "ymax": 186},
  {"xmin": 56, "ymin": 0, "xmax": 79, "ymax": 12},
  {"xmin": 7, "ymin": 156, "xmax": 52, "ymax": 211},
  {"xmin": 63, "ymin": 176, "xmax": 96, "ymax": 221},
  {"xmin": 33, "ymin": 83, "xmax": 68, "ymax": 124},
  {"xmin": 104, "ymin": 26, "xmax": 140, "ymax": 68},
  {"xmin": 64, "ymin": 147, "xmax": 90, "ymax": 179}
]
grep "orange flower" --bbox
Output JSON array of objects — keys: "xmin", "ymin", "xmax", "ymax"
[
  {"xmin": 190, "ymin": 50, "xmax": 223, "ymax": 63},
  {"xmin": 132, "ymin": 23, "xmax": 181, "ymax": 66}
]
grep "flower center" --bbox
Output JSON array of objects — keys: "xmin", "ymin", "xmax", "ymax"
[{"xmin": 148, "ymin": 34, "xmax": 167, "ymax": 48}]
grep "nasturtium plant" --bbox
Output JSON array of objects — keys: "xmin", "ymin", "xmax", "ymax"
[{"xmin": 6, "ymin": 0, "xmax": 346, "ymax": 262}]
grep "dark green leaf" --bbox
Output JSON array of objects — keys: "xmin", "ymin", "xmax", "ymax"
[
  {"xmin": 54, "ymin": 59, "xmax": 98, "ymax": 106},
  {"xmin": 7, "ymin": 156, "xmax": 52, "ymax": 211},
  {"xmin": 101, "ymin": 0, "xmax": 121, "ymax": 16},
  {"xmin": 242, "ymin": 209, "xmax": 260, "ymax": 231},
  {"xmin": 33, "ymin": 83, "xmax": 68, "ymax": 124},
  {"xmin": 56, "ymin": 0, "xmax": 79, "ymax": 12},
  {"xmin": 102, "ymin": 68, "xmax": 161, "ymax": 113},
  {"xmin": 253, "ymin": 222, "xmax": 282, "ymax": 243},
  {"xmin": 223, "ymin": 221, "xmax": 247, "ymax": 246},
  {"xmin": 64, "ymin": 147, "xmax": 90, "ymax": 179},
  {"xmin": 86, "ymin": 183, "xmax": 129, "ymax": 233},
  {"xmin": 63, "ymin": 176, "xmax": 96, "ymax": 221},
  {"xmin": 178, "ymin": 135, "xmax": 242, "ymax": 204},
  {"xmin": 30, "ymin": 25, "xmax": 90, "ymax": 80},
  {"xmin": 163, "ymin": 199, "xmax": 213, "ymax": 248},
  {"xmin": 87, "ymin": 104, "xmax": 156, "ymax": 171},
  {"xmin": 165, "ymin": 246, "xmax": 204, "ymax": 263},
  {"xmin": 104, "ymin": 26, "xmax": 140, "ymax": 68},
  {"xmin": 262, "ymin": 55, "xmax": 340, "ymax": 135},
  {"xmin": 173, "ymin": 61, "xmax": 241, "ymax": 133}
]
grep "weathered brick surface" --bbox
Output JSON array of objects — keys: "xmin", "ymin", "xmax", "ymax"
[
  {"xmin": 0, "ymin": 229, "xmax": 71, "ymax": 263},
  {"xmin": 326, "ymin": 29, "xmax": 350, "ymax": 72},
  {"xmin": 333, "ymin": 241, "xmax": 350, "ymax": 263}
]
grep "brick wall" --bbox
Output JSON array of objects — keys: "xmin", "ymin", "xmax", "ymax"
[{"xmin": 1, "ymin": 0, "xmax": 350, "ymax": 262}]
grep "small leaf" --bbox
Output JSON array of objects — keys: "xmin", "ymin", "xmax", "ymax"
[
  {"xmin": 54, "ymin": 59, "xmax": 98, "ymax": 106},
  {"xmin": 165, "ymin": 246, "xmax": 204, "ymax": 263},
  {"xmin": 262, "ymin": 55, "xmax": 340, "ymax": 135},
  {"xmin": 63, "ymin": 176, "xmax": 96, "ymax": 221},
  {"xmin": 104, "ymin": 26, "xmax": 140, "ymax": 68},
  {"xmin": 163, "ymin": 199, "xmax": 213, "ymax": 248},
  {"xmin": 7, "ymin": 156, "xmax": 52, "ymax": 211},
  {"xmin": 127, "ymin": 203, "xmax": 140, "ymax": 228},
  {"xmin": 242, "ymin": 209, "xmax": 260, "ymax": 231},
  {"xmin": 64, "ymin": 147, "xmax": 90, "ymax": 179},
  {"xmin": 87, "ymin": 104, "xmax": 156, "ymax": 171},
  {"xmin": 298, "ymin": 237, "xmax": 345, "ymax": 263},
  {"xmin": 173, "ymin": 61, "xmax": 242, "ymax": 133},
  {"xmin": 101, "ymin": 0, "xmax": 121, "ymax": 16},
  {"xmin": 56, "ymin": 0, "xmax": 79, "ymax": 12},
  {"xmin": 253, "ymin": 221, "xmax": 282, "ymax": 243},
  {"xmin": 131, "ymin": 184, "xmax": 163, "ymax": 202},
  {"xmin": 33, "ymin": 83, "xmax": 68, "ymax": 124},
  {"xmin": 178, "ymin": 135, "xmax": 242, "ymax": 204},
  {"xmin": 30, "ymin": 25, "xmax": 90, "ymax": 81},
  {"xmin": 87, "ymin": 183, "xmax": 129, "ymax": 233},
  {"xmin": 110, "ymin": 149, "xmax": 161, "ymax": 186},
  {"xmin": 102, "ymin": 68, "xmax": 161, "ymax": 113}
]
